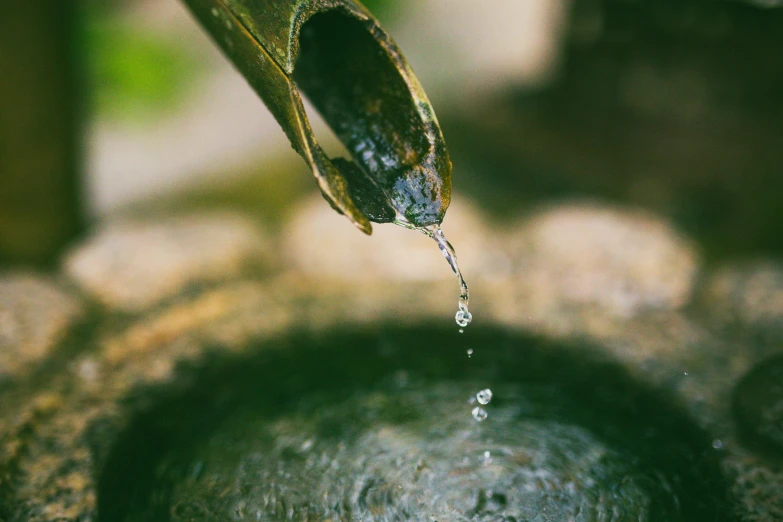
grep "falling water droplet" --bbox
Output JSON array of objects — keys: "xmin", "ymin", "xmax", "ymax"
[
  {"xmin": 456, "ymin": 307, "xmax": 472, "ymax": 328},
  {"xmin": 472, "ymin": 407, "xmax": 488, "ymax": 422},
  {"xmin": 481, "ymin": 451, "xmax": 492, "ymax": 466},
  {"xmin": 467, "ymin": 348, "xmax": 473, "ymax": 358},
  {"xmin": 476, "ymin": 389, "xmax": 493, "ymax": 405}
]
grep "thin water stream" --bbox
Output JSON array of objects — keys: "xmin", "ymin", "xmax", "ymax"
[{"xmin": 394, "ymin": 219, "xmax": 472, "ymax": 328}]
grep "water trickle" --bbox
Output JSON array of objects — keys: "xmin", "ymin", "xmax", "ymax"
[{"xmin": 394, "ymin": 219, "xmax": 471, "ymax": 328}]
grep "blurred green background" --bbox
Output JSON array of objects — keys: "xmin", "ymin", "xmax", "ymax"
[{"xmin": 1, "ymin": 0, "xmax": 782, "ymax": 266}]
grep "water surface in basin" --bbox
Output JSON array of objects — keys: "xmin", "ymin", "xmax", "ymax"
[{"xmin": 98, "ymin": 326, "xmax": 731, "ymax": 522}]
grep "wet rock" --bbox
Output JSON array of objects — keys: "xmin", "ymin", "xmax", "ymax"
[
  {"xmin": 703, "ymin": 261, "xmax": 783, "ymax": 330},
  {"xmin": 0, "ymin": 273, "xmax": 83, "ymax": 379},
  {"xmin": 283, "ymin": 194, "xmax": 506, "ymax": 282},
  {"xmin": 503, "ymin": 201, "xmax": 699, "ymax": 317},
  {"xmin": 100, "ymin": 280, "xmax": 293, "ymax": 379},
  {"xmin": 733, "ymin": 353, "xmax": 783, "ymax": 456},
  {"xmin": 725, "ymin": 453, "xmax": 783, "ymax": 522},
  {"xmin": 63, "ymin": 213, "xmax": 271, "ymax": 313}
]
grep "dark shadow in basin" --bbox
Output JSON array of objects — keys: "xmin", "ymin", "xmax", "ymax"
[{"xmin": 96, "ymin": 325, "xmax": 734, "ymax": 521}]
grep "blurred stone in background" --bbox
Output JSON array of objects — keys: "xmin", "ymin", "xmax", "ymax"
[
  {"xmin": 445, "ymin": 0, "xmax": 783, "ymax": 260},
  {"xmin": 63, "ymin": 213, "xmax": 271, "ymax": 312},
  {"xmin": 283, "ymin": 194, "xmax": 501, "ymax": 282},
  {"xmin": 0, "ymin": 274, "xmax": 83, "ymax": 379},
  {"xmin": 501, "ymin": 201, "xmax": 699, "ymax": 318},
  {"xmin": 703, "ymin": 261, "xmax": 783, "ymax": 333}
]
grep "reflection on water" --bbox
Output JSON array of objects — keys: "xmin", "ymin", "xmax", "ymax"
[
  {"xmin": 170, "ymin": 385, "xmax": 659, "ymax": 521},
  {"xmin": 98, "ymin": 327, "xmax": 731, "ymax": 521}
]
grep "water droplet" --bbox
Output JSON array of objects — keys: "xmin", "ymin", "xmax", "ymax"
[
  {"xmin": 456, "ymin": 307, "xmax": 472, "ymax": 328},
  {"xmin": 467, "ymin": 348, "xmax": 473, "ymax": 358},
  {"xmin": 459, "ymin": 328, "xmax": 464, "ymax": 334},
  {"xmin": 481, "ymin": 450, "xmax": 492, "ymax": 466},
  {"xmin": 476, "ymin": 388, "xmax": 493, "ymax": 405},
  {"xmin": 711, "ymin": 439, "xmax": 724, "ymax": 450},
  {"xmin": 211, "ymin": 7, "xmax": 219, "ymax": 16},
  {"xmin": 472, "ymin": 406, "xmax": 487, "ymax": 422}
]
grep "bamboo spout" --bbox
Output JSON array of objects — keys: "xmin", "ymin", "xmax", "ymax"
[{"xmin": 181, "ymin": 0, "xmax": 452, "ymax": 233}]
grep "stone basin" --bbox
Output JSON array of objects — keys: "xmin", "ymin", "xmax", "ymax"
[{"xmin": 1, "ymin": 195, "xmax": 782, "ymax": 521}]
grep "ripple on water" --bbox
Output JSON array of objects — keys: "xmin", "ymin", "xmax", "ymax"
[
  {"xmin": 99, "ymin": 328, "xmax": 730, "ymax": 522},
  {"xmin": 166, "ymin": 384, "xmax": 667, "ymax": 522}
]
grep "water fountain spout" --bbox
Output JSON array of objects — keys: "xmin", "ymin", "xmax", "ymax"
[{"xmin": 182, "ymin": 0, "xmax": 453, "ymax": 233}]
